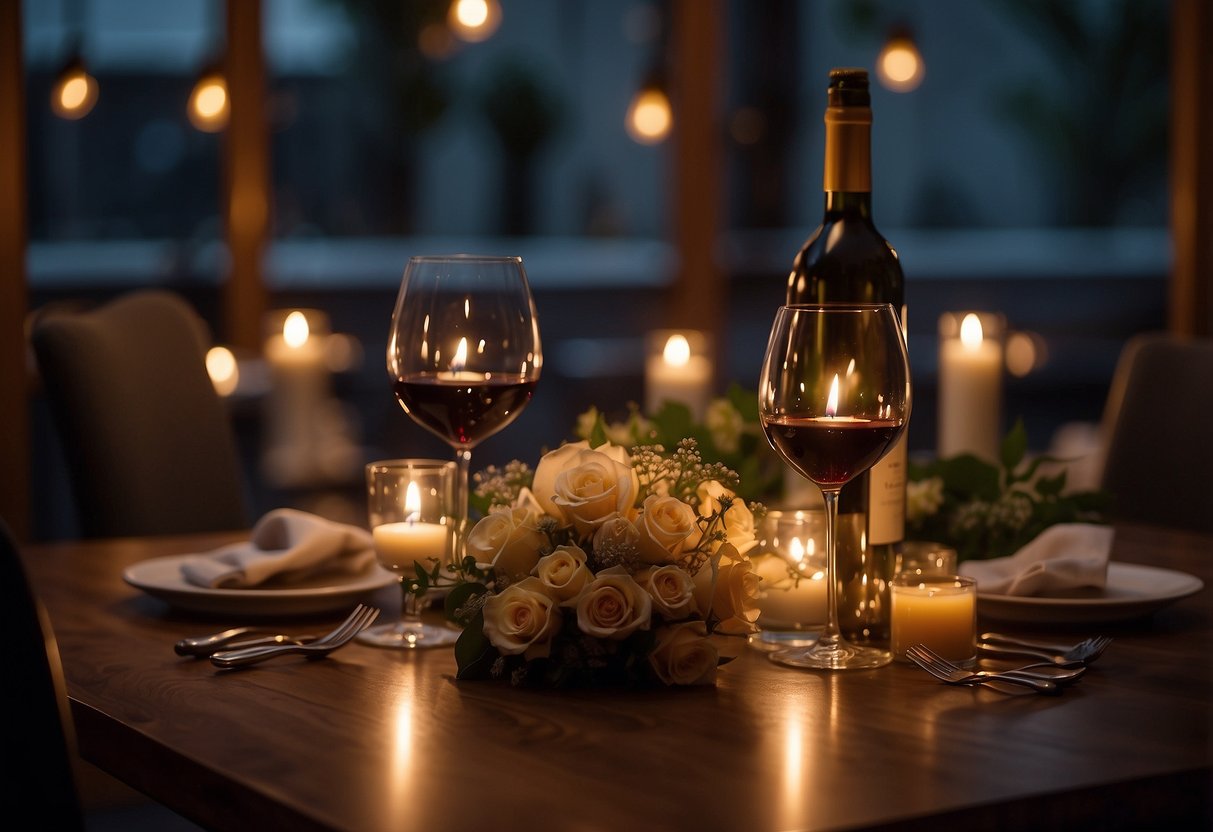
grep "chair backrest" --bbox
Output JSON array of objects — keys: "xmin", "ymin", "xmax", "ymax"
[
  {"xmin": 0, "ymin": 517, "xmax": 85, "ymax": 829},
  {"xmin": 30, "ymin": 289, "xmax": 249, "ymax": 538},
  {"xmin": 1099, "ymin": 332, "xmax": 1213, "ymax": 532}
]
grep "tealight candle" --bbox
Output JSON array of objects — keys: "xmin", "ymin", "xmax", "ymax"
[
  {"xmin": 435, "ymin": 337, "xmax": 490, "ymax": 384},
  {"xmin": 754, "ymin": 540, "xmax": 828, "ymax": 627},
  {"xmin": 938, "ymin": 312, "xmax": 1004, "ymax": 461},
  {"xmin": 750, "ymin": 509, "xmax": 828, "ymax": 651},
  {"xmin": 645, "ymin": 330, "xmax": 713, "ymax": 419},
  {"xmin": 890, "ymin": 574, "xmax": 977, "ymax": 666},
  {"xmin": 371, "ymin": 481, "xmax": 450, "ymax": 572}
]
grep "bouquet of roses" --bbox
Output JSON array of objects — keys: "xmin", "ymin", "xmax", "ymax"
[{"xmin": 440, "ymin": 435, "xmax": 764, "ymax": 688}]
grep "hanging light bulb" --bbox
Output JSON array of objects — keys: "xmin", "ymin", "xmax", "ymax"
[
  {"xmin": 626, "ymin": 77, "xmax": 672, "ymax": 145},
  {"xmin": 188, "ymin": 65, "xmax": 229, "ymax": 132},
  {"xmin": 448, "ymin": 0, "xmax": 502, "ymax": 43},
  {"xmin": 876, "ymin": 25, "xmax": 925, "ymax": 93},
  {"xmin": 50, "ymin": 55, "xmax": 98, "ymax": 120}
]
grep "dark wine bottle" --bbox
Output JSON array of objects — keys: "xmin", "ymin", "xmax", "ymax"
[{"xmin": 785, "ymin": 67, "xmax": 907, "ymax": 646}]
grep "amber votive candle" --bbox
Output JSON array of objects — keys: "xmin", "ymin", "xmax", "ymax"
[{"xmin": 890, "ymin": 574, "xmax": 977, "ymax": 667}]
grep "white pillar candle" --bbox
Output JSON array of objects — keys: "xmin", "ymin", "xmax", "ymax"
[
  {"xmin": 263, "ymin": 309, "xmax": 332, "ymax": 485},
  {"xmin": 937, "ymin": 312, "xmax": 1003, "ymax": 461},
  {"xmin": 890, "ymin": 576, "xmax": 977, "ymax": 664},
  {"xmin": 645, "ymin": 330, "xmax": 713, "ymax": 419},
  {"xmin": 372, "ymin": 520, "xmax": 449, "ymax": 573}
]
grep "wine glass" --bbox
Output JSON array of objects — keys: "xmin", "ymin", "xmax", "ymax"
[
  {"xmin": 359, "ymin": 459, "xmax": 459, "ymax": 649},
  {"xmin": 758, "ymin": 303, "xmax": 910, "ymax": 670},
  {"xmin": 387, "ymin": 255, "xmax": 542, "ymax": 567}
]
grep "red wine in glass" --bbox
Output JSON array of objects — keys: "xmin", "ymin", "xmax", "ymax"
[
  {"xmin": 758, "ymin": 302, "xmax": 910, "ymax": 671},
  {"xmin": 393, "ymin": 374, "xmax": 536, "ymax": 447},
  {"xmin": 762, "ymin": 415, "xmax": 903, "ymax": 488},
  {"xmin": 387, "ymin": 255, "xmax": 542, "ymax": 572}
]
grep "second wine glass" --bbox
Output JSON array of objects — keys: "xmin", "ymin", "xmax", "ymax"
[
  {"xmin": 387, "ymin": 255, "xmax": 542, "ymax": 568},
  {"xmin": 759, "ymin": 302, "xmax": 910, "ymax": 670}
]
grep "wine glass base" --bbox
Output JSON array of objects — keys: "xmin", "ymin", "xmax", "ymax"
[
  {"xmin": 747, "ymin": 628, "xmax": 822, "ymax": 653},
  {"xmin": 356, "ymin": 621, "xmax": 460, "ymax": 650},
  {"xmin": 769, "ymin": 638, "xmax": 891, "ymax": 671}
]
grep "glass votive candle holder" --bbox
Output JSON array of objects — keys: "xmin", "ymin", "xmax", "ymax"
[
  {"xmin": 896, "ymin": 541, "xmax": 959, "ymax": 577},
  {"xmin": 749, "ymin": 509, "xmax": 828, "ymax": 652},
  {"xmin": 359, "ymin": 459, "xmax": 459, "ymax": 649},
  {"xmin": 890, "ymin": 574, "xmax": 977, "ymax": 667}
]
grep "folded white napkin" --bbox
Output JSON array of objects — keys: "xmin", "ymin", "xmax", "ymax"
[
  {"xmin": 181, "ymin": 508, "xmax": 377, "ymax": 589},
  {"xmin": 958, "ymin": 523, "xmax": 1115, "ymax": 596}
]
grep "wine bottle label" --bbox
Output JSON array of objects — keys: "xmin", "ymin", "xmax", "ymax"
[{"xmin": 866, "ymin": 434, "xmax": 906, "ymax": 545}]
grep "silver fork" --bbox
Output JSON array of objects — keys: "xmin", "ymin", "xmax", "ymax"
[
  {"xmin": 906, "ymin": 644, "xmax": 1061, "ymax": 695},
  {"xmin": 211, "ymin": 604, "xmax": 380, "ymax": 668},
  {"xmin": 976, "ymin": 635, "xmax": 1113, "ymax": 666}
]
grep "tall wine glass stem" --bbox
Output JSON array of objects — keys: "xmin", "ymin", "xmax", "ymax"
[
  {"xmin": 819, "ymin": 487, "xmax": 844, "ymax": 651},
  {"xmin": 400, "ymin": 579, "xmax": 424, "ymax": 644},
  {"xmin": 453, "ymin": 446, "xmax": 472, "ymax": 574}
]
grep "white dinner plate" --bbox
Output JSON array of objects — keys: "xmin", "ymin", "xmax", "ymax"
[
  {"xmin": 976, "ymin": 562, "xmax": 1204, "ymax": 625},
  {"xmin": 123, "ymin": 554, "xmax": 397, "ymax": 617}
]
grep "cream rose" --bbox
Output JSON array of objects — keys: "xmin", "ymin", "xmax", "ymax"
[
  {"xmin": 593, "ymin": 515, "xmax": 641, "ymax": 561},
  {"xmin": 536, "ymin": 439, "xmax": 640, "ymax": 523},
  {"xmin": 482, "ymin": 577, "xmax": 562, "ymax": 659},
  {"xmin": 648, "ymin": 621, "xmax": 719, "ymax": 686},
  {"xmin": 574, "ymin": 566, "xmax": 652, "ymax": 640},
  {"xmin": 636, "ymin": 565, "xmax": 697, "ymax": 619},
  {"xmin": 691, "ymin": 481, "xmax": 758, "ymax": 555},
  {"xmin": 552, "ymin": 453, "xmax": 637, "ymax": 536},
  {"xmin": 466, "ymin": 507, "xmax": 547, "ymax": 582},
  {"xmin": 633, "ymin": 494, "xmax": 698, "ymax": 565},
  {"xmin": 534, "ymin": 545, "xmax": 592, "ymax": 602},
  {"xmin": 693, "ymin": 545, "xmax": 761, "ymax": 635}
]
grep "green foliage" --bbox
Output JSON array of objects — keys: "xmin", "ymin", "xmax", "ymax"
[{"xmin": 907, "ymin": 419, "xmax": 1109, "ymax": 562}]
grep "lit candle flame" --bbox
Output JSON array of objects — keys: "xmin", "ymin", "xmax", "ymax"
[
  {"xmin": 205, "ymin": 346, "xmax": 239, "ymax": 397},
  {"xmin": 283, "ymin": 311, "xmax": 310, "ymax": 348},
  {"xmin": 826, "ymin": 373, "xmax": 840, "ymax": 417},
  {"xmin": 789, "ymin": 537, "xmax": 805, "ymax": 566},
  {"xmin": 960, "ymin": 313, "xmax": 984, "ymax": 350},
  {"xmin": 452, "ymin": 337, "xmax": 468, "ymax": 372},
  {"xmin": 662, "ymin": 333, "xmax": 691, "ymax": 368},
  {"xmin": 405, "ymin": 481, "xmax": 421, "ymax": 523}
]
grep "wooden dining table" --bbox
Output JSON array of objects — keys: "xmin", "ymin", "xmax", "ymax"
[{"xmin": 19, "ymin": 521, "xmax": 1212, "ymax": 831}]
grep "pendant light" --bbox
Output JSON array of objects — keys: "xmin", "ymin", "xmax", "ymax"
[
  {"xmin": 876, "ymin": 24, "xmax": 925, "ymax": 93},
  {"xmin": 50, "ymin": 49, "xmax": 98, "ymax": 120},
  {"xmin": 188, "ymin": 60, "xmax": 229, "ymax": 132},
  {"xmin": 448, "ymin": 0, "xmax": 502, "ymax": 43},
  {"xmin": 51, "ymin": 0, "xmax": 98, "ymax": 120}
]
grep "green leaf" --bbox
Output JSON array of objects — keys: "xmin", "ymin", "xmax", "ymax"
[
  {"xmin": 588, "ymin": 411, "xmax": 609, "ymax": 448},
  {"xmin": 651, "ymin": 401, "xmax": 694, "ymax": 446},
  {"xmin": 1000, "ymin": 418, "xmax": 1028, "ymax": 471},
  {"xmin": 443, "ymin": 581, "xmax": 489, "ymax": 626},
  {"xmin": 1035, "ymin": 471, "xmax": 1067, "ymax": 497},
  {"xmin": 409, "ymin": 566, "xmax": 429, "ymax": 594},
  {"xmin": 454, "ymin": 612, "xmax": 496, "ymax": 679},
  {"xmin": 938, "ymin": 454, "xmax": 1001, "ymax": 501},
  {"xmin": 725, "ymin": 382, "xmax": 760, "ymax": 421}
]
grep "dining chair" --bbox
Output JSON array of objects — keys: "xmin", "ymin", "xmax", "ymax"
[
  {"xmin": 29, "ymin": 288, "xmax": 250, "ymax": 538},
  {"xmin": 0, "ymin": 516, "xmax": 85, "ymax": 829},
  {"xmin": 1098, "ymin": 332, "xmax": 1213, "ymax": 533}
]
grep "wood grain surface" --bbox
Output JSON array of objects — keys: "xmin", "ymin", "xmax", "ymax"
[{"xmin": 21, "ymin": 524, "xmax": 1212, "ymax": 831}]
